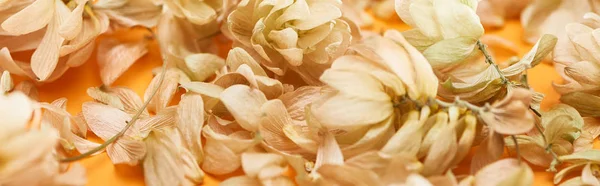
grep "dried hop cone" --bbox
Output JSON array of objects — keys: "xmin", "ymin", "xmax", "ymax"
[
  {"xmin": 554, "ymin": 13, "xmax": 600, "ymax": 117},
  {"xmin": 227, "ymin": 0, "xmax": 357, "ymax": 85}
]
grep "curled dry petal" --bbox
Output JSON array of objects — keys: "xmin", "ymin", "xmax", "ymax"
[
  {"xmin": 278, "ymin": 86, "xmax": 321, "ymax": 121},
  {"xmin": 144, "ymin": 129, "xmax": 185, "ymax": 186},
  {"xmin": 1, "ymin": 0, "xmax": 54, "ymax": 35},
  {"xmin": 314, "ymin": 131, "xmax": 344, "ymax": 170},
  {"xmin": 476, "ymin": 0, "xmax": 531, "ymax": 28},
  {"xmin": 380, "ymin": 108, "xmax": 429, "ymax": 157},
  {"xmin": 1, "ymin": 70, "xmax": 12, "ymax": 93},
  {"xmin": 86, "ymin": 87, "xmax": 125, "ymax": 110},
  {"xmin": 31, "ymin": 1, "xmax": 68, "ymax": 81},
  {"xmin": 541, "ymin": 104, "xmax": 584, "ymax": 145},
  {"xmin": 201, "ymin": 123, "xmax": 260, "ymax": 175},
  {"xmin": 220, "ymin": 85, "xmax": 268, "ymax": 132},
  {"xmin": 574, "ymin": 117, "xmax": 600, "ymax": 152},
  {"xmin": 97, "ymin": 39, "xmax": 149, "ymax": 86},
  {"xmin": 311, "ymin": 92, "xmax": 393, "ymax": 131},
  {"xmin": 422, "ymin": 120, "xmax": 458, "ymax": 176},
  {"xmin": 521, "ymin": 0, "xmax": 590, "ymax": 44},
  {"xmin": 480, "ymin": 88, "xmax": 535, "ymax": 135},
  {"xmin": 58, "ymin": 0, "xmax": 87, "ymax": 40},
  {"xmin": 560, "ymin": 92, "xmax": 600, "ymax": 117},
  {"xmin": 181, "ymin": 81, "xmax": 224, "ymax": 99},
  {"xmin": 145, "ymin": 68, "xmax": 180, "ymax": 113},
  {"xmin": 177, "ymin": 93, "xmax": 205, "ymax": 161},
  {"xmin": 82, "ymin": 102, "xmax": 145, "ymax": 165},
  {"xmin": 471, "ymin": 130, "xmax": 504, "ymax": 174},
  {"xmin": 475, "ymin": 158, "xmax": 534, "ymax": 186},
  {"xmin": 185, "ymin": 53, "xmax": 225, "ymax": 82},
  {"xmin": 259, "ymin": 100, "xmax": 317, "ymax": 159}
]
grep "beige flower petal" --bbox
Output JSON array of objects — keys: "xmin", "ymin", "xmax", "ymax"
[
  {"xmin": 31, "ymin": 1, "xmax": 68, "ymax": 81},
  {"xmin": 554, "ymin": 162, "xmax": 588, "ymax": 184},
  {"xmin": 475, "ymin": 159, "xmax": 533, "ymax": 186},
  {"xmin": 451, "ymin": 114, "xmax": 478, "ymax": 166},
  {"xmin": 137, "ymin": 106, "xmax": 177, "ymax": 137},
  {"xmin": 107, "ymin": 137, "xmax": 146, "ymax": 165},
  {"xmin": 311, "ymin": 92, "xmax": 393, "ymax": 130},
  {"xmin": 81, "ymin": 102, "xmax": 135, "ymax": 140},
  {"xmin": 422, "ymin": 123, "xmax": 458, "ymax": 176},
  {"xmin": 380, "ymin": 110, "xmax": 425, "ymax": 157},
  {"xmin": 255, "ymin": 76, "xmax": 284, "ymax": 100},
  {"xmin": 201, "ymin": 138, "xmax": 242, "ymax": 175},
  {"xmin": 177, "ymin": 93, "xmax": 205, "ymax": 161},
  {"xmin": 59, "ymin": 0, "xmax": 87, "ymax": 40},
  {"xmin": 481, "ymin": 88, "xmax": 535, "ymax": 135},
  {"xmin": 471, "ymin": 131, "xmax": 504, "ymax": 174},
  {"xmin": 241, "ymin": 153, "xmax": 286, "ymax": 178},
  {"xmin": 1, "ymin": 70, "xmax": 12, "ymax": 93},
  {"xmin": 314, "ymin": 131, "xmax": 344, "ymax": 170},
  {"xmin": 220, "ymin": 85, "xmax": 268, "ymax": 132},
  {"xmin": 111, "ymin": 87, "xmax": 148, "ymax": 116},
  {"xmin": 145, "ymin": 68, "xmax": 180, "ymax": 113},
  {"xmin": 278, "ymin": 86, "xmax": 321, "ymax": 121},
  {"xmin": 1, "ymin": 0, "xmax": 54, "ymax": 35},
  {"xmin": 181, "ymin": 81, "xmax": 224, "ymax": 99},
  {"xmin": 226, "ymin": 47, "xmax": 267, "ymax": 76},
  {"xmin": 86, "ymin": 87, "xmax": 125, "ymax": 110},
  {"xmin": 185, "ymin": 53, "xmax": 225, "ymax": 81},
  {"xmin": 331, "ymin": 55, "xmax": 405, "ymax": 96},
  {"xmin": 564, "ymin": 61, "xmax": 600, "ymax": 86},
  {"xmin": 97, "ymin": 39, "xmax": 148, "ymax": 85},
  {"xmin": 144, "ymin": 129, "xmax": 185, "ymax": 186},
  {"xmin": 293, "ymin": 2, "xmax": 342, "ymax": 30},
  {"xmin": 320, "ymin": 68, "xmax": 390, "ymax": 101},
  {"xmin": 221, "ymin": 176, "xmax": 261, "ymax": 186},
  {"xmin": 542, "ymin": 104, "xmax": 584, "ymax": 144},
  {"xmin": 317, "ymin": 164, "xmax": 382, "ymax": 185},
  {"xmin": 0, "ymin": 48, "xmax": 34, "ymax": 78},
  {"xmin": 70, "ymin": 133, "xmax": 102, "ymax": 155},
  {"xmin": 259, "ymin": 100, "xmax": 316, "ymax": 158},
  {"xmin": 560, "ymin": 92, "xmax": 600, "ymax": 117},
  {"xmin": 180, "ymin": 1, "xmax": 217, "ymax": 25},
  {"xmin": 418, "ymin": 112, "xmax": 449, "ymax": 158},
  {"xmin": 66, "ymin": 40, "xmax": 95, "ymax": 68},
  {"xmin": 581, "ymin": 163, "xmax": 600, "ymax": 185},
  {"xmin": 385, "ymin": 30, "xmax": 438, "ymax": 99},
  {"xmin": 340, "ymin": 117, "xmax": 394, "ymax": 158}
]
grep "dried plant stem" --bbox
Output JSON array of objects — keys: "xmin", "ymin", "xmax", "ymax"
[
  {"xmin": 529, "ymin": 106, "xmax": 548, "ymax": 143},
  {"xmin": 60, "ymin": 59, "xmax": 168, "ymax": 163},
  {"xmin": 511, "ymin": 135, "xmax": 522, "ymax": 164},
  {"xmin": 434, "ymin": 97, "xmax": 482, "ymax": 113},
  {"xmin": 476, "ymin": 40, "xmax": 510, "ymax": 84}
]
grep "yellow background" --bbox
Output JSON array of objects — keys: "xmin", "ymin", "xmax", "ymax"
[{"xmin": 32, "ymin": 15, "xmax": 599, "ymax": 185}]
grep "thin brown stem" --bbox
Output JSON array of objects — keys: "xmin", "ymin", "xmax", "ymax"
[
  {"xmin": 60, "ymin": 59, "xmax": 168, "ymax": 163},
  {"xmin": 476, "ymin": 40, "xmax": 510, "ymax": 84},
  {"xmin": 511, "ymin": 135, "xmax": 522, "ymax": 164}
]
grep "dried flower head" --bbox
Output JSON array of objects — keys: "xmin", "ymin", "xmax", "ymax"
[
  {"xmin": 0, "ymin": 92, "xmax": 86, "ymax": 186},
  {"xmin": 227, "ymin": 0, "xmax": 357, "ymax": 85}
]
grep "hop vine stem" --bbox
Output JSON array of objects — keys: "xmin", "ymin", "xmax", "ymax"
[
  {"xmin": 60, "ymin": 51, "xmax": 168, "ymax": 163},
  {"xmin": 476, "ymin": 40, "xmax": 510, "ymax": 84}
]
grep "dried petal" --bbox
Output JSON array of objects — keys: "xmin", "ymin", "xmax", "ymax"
[
  {"xmin": 97, "ymin": 39, "xmax": 148, "ymax": 85},
  {"xmin": 220, "ymin": 85, "xmax": 268, "ymax": 132}
]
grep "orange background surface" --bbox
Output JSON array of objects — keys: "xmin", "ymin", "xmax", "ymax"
[{"xmin": 31, "ymin": 15, "xmax": 599, "ymax": 185}]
